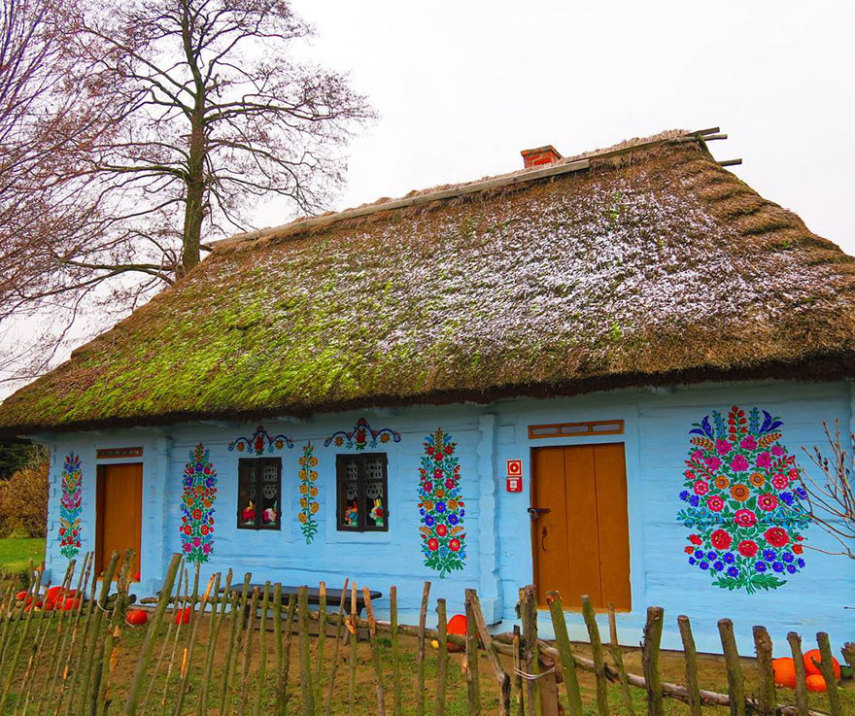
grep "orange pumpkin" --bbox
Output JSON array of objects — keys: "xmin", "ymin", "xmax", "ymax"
[
  {"xmin": 63, "ymin": 596, "xmax": 82, "ymax": 611},
  {"xmin": 806, "ymin": 674, "xmax": 827, "ymax": 692},
  {"xmin": 772, "ymin": 657, "xmax": 797, "ymax": 688},
  {"xmin": 803, "ymin": 649, "xmax": 841, "ymax": 679},
  {"xmin": 125, "ymin": 609, "xmax": 148, "ymax": 626},
  {"xmin": 173, "ymin": 606, "xmax": 192, "ymax": 625}
]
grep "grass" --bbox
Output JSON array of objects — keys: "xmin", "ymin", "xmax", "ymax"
[{"xmin": 0, "ymin": 536, "xmax": 45, "ymax": 572}]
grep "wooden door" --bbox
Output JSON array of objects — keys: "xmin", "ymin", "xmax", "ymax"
[
  {"xmin": 531, "ymin": 443, "xmax": 631, "ymax": 610},
  {"xmin": 97, "ymin": 463, "xmax": 143, "ymax": 579}
]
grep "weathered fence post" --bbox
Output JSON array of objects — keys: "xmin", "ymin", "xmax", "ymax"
[
  {"xmin": 122, "ymin": 552, "xmax": 182, "ymax": 716},
  {"xmin": 580, "ymin": 595, "xmax": 609, "ymax": 716},
  {"xmin": 472, "ymin": 590, "xmax": 511, "ymax": 716},
  {"xmin": 545, "ymin": 591, "xmax": 582, "ymax": 716},
  {"xmin": 608, "ymin": 603, "xmax": 636, "ymax": 716},
  {"xmin": 519, "ymin": 585, "xmax": 540, "ymax": 716},
  {"xmin": 416, "ymin": 581, "xmax": 431, "ymax": 716},
  {"xmin": 787, "ymin": 631, "xmax": 809, "ymax": 716},
  {"xmin": 752, "ymin": 625, "xmax": 776, "ymax": 716},
  {"xmin": 298, "ymin": 585, "xmax": 315, "ymax": 716},
  {"xmin": 817, "ymin": 632, "xmax": 842, "ymax": 716},
  {"xmin": 363, "ymin": 586, "xmax": 387, "ymax": 715},
  {"xmin": 642, "ymin": 606, "xmax": 665, "ymax": 716},
  {"xmin": 435, "ymin": 597, "xmax": 449, "ymax": 716},
  {"xmin": 677, "ymin": 615, "xmax": 702, "ymax": 716},
  {"xmin": 390, "ymin": 585, "xmax": 403, "ymax": 716},
  {"xmin": 323, "ymin": 580, "xmax": 348, "ymax": 713},
  {"xmin": 717, "ymin": 618, "xmax": 745, "ymax": 716},
  {"xmin": 464, "ymin": 588, "xmax": 481, "ymax": 715}
]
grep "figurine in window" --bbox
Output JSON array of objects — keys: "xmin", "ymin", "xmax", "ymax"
[
  {"xmin": 370, "ymin": 498, "xmax": 385, "ymax": 527},
  {"xmin": 241, "ymin": 500, "xmax": 255, "ymax": 524},
  {"xmin": 263, "ymin": 501, "xmax": 278, "ymax": 524},
  {"xmin": 344, "ymin": 502, "xmax": 358, "ymax": 527}
]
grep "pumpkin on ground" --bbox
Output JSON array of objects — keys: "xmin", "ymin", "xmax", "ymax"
[
  {"xmin": 772, "ymin": 657, "xmax": 797, "ymax": 688},
  {"xmin": 125, "ymin": 609, "xmax": 148, "ymax": 626},
  {"xmin": 805, "ymin": 674, "xmax": 828, "ymax": 692},
  {"xmin": 173, "ymin": 606, "xmax": 192, "ymax": 625},
  {"xmin": 63, "ymin": 596, "xmax": 82, "ymax": 611},
  {"xmin": 803, "ymin": 649, "xmax": 841, "ymax": 679}
]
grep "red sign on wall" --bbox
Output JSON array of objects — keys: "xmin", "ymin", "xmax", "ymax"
[
  {"xmin": 506, "ymin": 476, "xmax": 522, "ymax": 492},
  {"xmin": 507, "ymin": 459, "xmax": 522, "ymax": 477}
]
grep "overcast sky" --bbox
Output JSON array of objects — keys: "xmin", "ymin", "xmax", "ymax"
[{"xmin": 283, "ymin": 0, "xmax": 855, "ymax": 254}]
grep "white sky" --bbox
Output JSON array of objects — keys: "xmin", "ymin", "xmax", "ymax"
[
  {"xmin": 282, "ymin": 0, "xmax": 855, "ymax": 254},
  {"xmin": 2, "ymin": 0, "xmax": 854, "ymax": 400}
]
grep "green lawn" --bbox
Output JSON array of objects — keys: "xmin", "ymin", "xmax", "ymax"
[{"xmin": 0, "ymin": 537, "xmax": 45, "ymax": 573}]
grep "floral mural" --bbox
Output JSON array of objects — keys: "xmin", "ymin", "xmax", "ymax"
[
  {"xmin": 297, "ymin": 442, "xmax": 320, "ymax": 543},
  {"xmin": 677, "ymin": 406, "xmax": 810, "ymax": 593},
  {"xmin": 324, "ymin": 417, "xmax": 401, "ymax": 451},
  {"xmin": 180, "ymin": 443, "xmax": 217, "ymax": 562},
  {"xmin": 418, "ymin": 429, "xmax": 466, "ymax": 577},
  {"xmin": 228, "ymin": 425, "xmax": 294, "ymax": 455},
  {"xmin": 58, "ymin": 453, "xmax": 83, "ymax": 559}
]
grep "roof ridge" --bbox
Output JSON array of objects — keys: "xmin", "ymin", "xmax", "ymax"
[{"xmin": 210, "ymin": 127, "xmax": 718, "ymax": 251}]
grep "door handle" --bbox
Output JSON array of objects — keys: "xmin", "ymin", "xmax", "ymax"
[
  {"xmin": 527, "ymin": 507, "xmax": 550, "ymax": 520},
  {"xmin": 540, "ymin": 525, "xmax": 548, "ymax": 552}
]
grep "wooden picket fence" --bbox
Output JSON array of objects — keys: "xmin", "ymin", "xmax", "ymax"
[{"xmin": 0, "ymin": 550, "xmax": 850, "ymax": 714}]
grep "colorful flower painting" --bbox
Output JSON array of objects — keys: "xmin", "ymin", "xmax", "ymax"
[
  {"xmin": 418, "ymin": 429, "xmax": 466, "ymax": 577},
  {"xmin": 677, "ymin": 406, "xmax": 810, "ymax": 594},
  {"xmin": 58, "ymin": 453, "xmax": 83, "ymax": 559},
  {"xmin": 180, "ymin": 444, "xmax": 217, "ymax": 563},
  {"xmin": 228, "ymin": 426, "xmax": 294, "ymax": 455},
  {"xmin": 297, "ymin": 442, "xmax": 320, "ymax": 543},
  {"xmin": 324, "ymin": 417, "xmax": 401, "ymax": 451}
]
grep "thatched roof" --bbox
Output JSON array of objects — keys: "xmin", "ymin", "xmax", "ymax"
[{"xmin": 3, "ymin": 130, "xmax": 855, "ymax": 435}]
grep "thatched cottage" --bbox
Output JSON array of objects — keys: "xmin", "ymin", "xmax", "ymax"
[{"xmin": 2, "ymin": 129, "xmax": 854, "ymax": 651}]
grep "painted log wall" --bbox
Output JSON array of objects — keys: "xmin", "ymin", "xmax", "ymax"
[{"xmin": 41, "ymin": 379, "xmax": 855, "ymax": 654}]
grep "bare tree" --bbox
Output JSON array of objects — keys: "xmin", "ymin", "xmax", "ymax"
[
  {"xmin": 0, "ymin": 0, "xmax": 373, "ymax": 386},
  {"xmin": 799, "ymin": 422, "xmax": 855, "ymax": 559}
]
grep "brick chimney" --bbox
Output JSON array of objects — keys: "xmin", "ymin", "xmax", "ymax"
[{"xmin": 520, "ymin": 145, "xmax": 562, "ymax": 169}]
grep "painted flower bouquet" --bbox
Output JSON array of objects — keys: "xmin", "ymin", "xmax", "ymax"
[
  {"xmin": 677, "ymin": 406, "xmax": 810, "ymax": 593},
  {"xmin": 59, "ymin": 453, "xmax": 83, "ymax": 559},
  {"xmin": 180, "ymin": 443, "xmax": 217, "ymax": 563},
  {"xmin": 418, "ymin": 429, "xmax": 466, "ymax": 577},
  {"xmin": 297, "ymin": 442, "xmax": 319, "ymax": 542}
]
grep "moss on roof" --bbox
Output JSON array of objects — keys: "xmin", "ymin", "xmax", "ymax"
[{"xmin": 3, "ymin": 134, "xmax": 855, "ymax": 435}]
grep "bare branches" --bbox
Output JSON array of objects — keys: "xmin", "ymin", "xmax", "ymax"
[
  {"xmin": 0, "ymin": 0, "xmax": 373, "ymax": 389},
  {"xmin": 799, "ymin": 422, "xmax": 855, "ymax": 559}
]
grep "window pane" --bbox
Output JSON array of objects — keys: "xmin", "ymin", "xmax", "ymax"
[
  {"xmin": 238, "ymin": 462, "xmax": 257, "ymax": 527},
  {"xmin": 342, "ymin": 460, "xmax": 359, "ymax": 527},
  {"xmin": 260, "ymin": 462, "xmax": 280, "ymax": 528},
  {"xmin": 365, "ymin": 480, "xmax": 385, "ymax": 528}
]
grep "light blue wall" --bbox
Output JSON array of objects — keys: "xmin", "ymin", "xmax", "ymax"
[{"xmin": 40, "ymin": 379, "xmax": 855, "ymax": 655}]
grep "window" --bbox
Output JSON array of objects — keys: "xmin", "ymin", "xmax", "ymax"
[
  {"xmin": 237, "ymin": 458, "xmax": 281, "ymax": 530},
  {"xmin": 336, "ymin": 453, "xmax": 388, "ymax": 531}
]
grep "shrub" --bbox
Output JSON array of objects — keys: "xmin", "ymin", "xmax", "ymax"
[{"xmin": 0, "ymin": 462, "xmax": 48, "ymax": 538}]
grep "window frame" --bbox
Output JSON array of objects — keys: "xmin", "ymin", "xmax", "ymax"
[
  {"xmin": 335, "ymin": 453, "xmax": 389, "ymax": 532},
  {"xmin": 236, "ymin": 457, "xmax": 282, "ymax": 531}
]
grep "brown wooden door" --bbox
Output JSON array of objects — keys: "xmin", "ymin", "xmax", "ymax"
[
  {"xmin": 531, "ymin": 443, "xmax": 631, "ymax": 610},
  {"xmin": 97, "ymin": 463, "xmax": 143, "ymax": 579}
]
